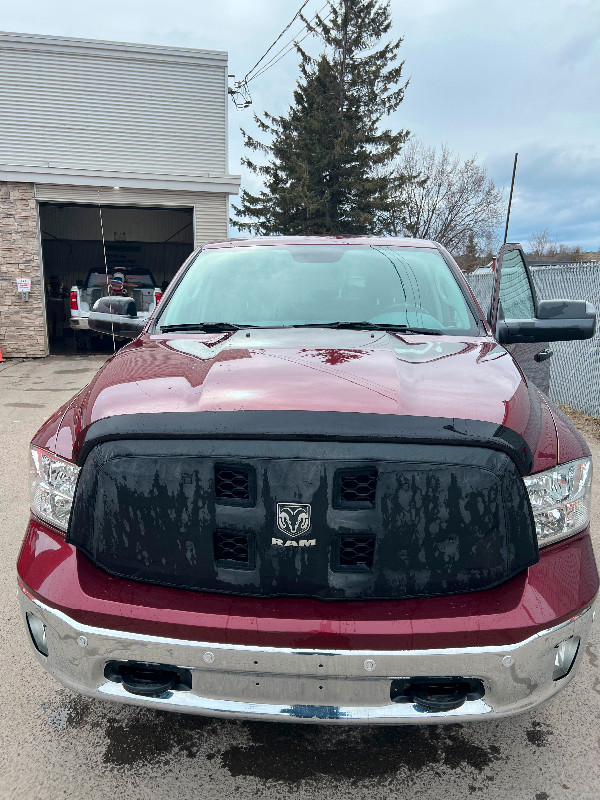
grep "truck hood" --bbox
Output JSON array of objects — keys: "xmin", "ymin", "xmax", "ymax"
[{"xmin": 51, "ymin": 329, "xmax": 558, "ymax": 470}]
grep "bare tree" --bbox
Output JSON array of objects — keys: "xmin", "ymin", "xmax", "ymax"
[
  {"xmin": 528, "ymin": 229, "xmax": 584, "ymax": 263},
  {"xmin": 385, "ymin": 140, "xmax": 504, "ymax": 256},
  {"xmin": 528, "ymin": 228, "xmax": 555, "ymax": 260}
]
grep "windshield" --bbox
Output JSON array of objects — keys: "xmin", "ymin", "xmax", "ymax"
[
  {"xmin": 156, "ymin": 245, "xmax": 478, "ymax": 334},
  {"xmin": 85, "ymin": 269, "xmax": 156, "ymax": 289}
]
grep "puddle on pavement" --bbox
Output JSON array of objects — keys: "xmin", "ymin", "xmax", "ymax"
[
  {"xmin": 23, "ymin": 387, "xmax": 80, "ymax": 392},
  {"xmin": 103, "ymin": 713, "xmax": 508, "ymax": 784},
  {"xmin": 42, "ymin": 691, "xmax": 562, "ymax": 787},
  {"xmin": 524, "ymin": 720, "xmax": 554, "ymax": 747},
  {"xmin": 103, "ymin": 709, "xmax": 213, "ymax": 765},
  {"xmin": 53, "ymin": 368, "xmax": 97, "ymax": 375},
  {"xmin": 4, "ymin": 402, "xmax": 45, "ymax": 408},
  {"xmin": 45, "ymin": 692, "xmax": 507, "ymax": 781},
  {"xmin": 219, "ymin": 722, "xmax": 504, "ymax": 783},
  {"xmin": 43, "ymin": 692, "xmax": 94, "ymax": 732}
]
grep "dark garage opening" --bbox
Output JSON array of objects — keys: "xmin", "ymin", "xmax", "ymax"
[{"xmin": 39, "ymin": 202, "xmax": 194, "ymax": 354}]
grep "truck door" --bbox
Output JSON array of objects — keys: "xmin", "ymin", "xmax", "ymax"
[{"xmin": 489, "ymin": 243, "xmax": 551, "ymax": 393}]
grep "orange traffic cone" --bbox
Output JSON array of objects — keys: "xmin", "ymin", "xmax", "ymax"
[{"xmin": 0, "ymin": 347, "xmax": 4, "ymax": 362}]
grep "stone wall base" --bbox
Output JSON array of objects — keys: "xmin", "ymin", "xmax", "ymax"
[{"xmin": 0, "ymin": 182, "xmax": 47, "ymax": 358}]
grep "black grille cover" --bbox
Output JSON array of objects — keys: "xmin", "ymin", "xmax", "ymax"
[
  {"xmin": 214, "ymin": 529, "xmax": 253, "ymax": 568},
  {"xmin": 68, "ymin": 433, "xmax": 538, "ymax": 601},
  {"xmin": 337, "ymin": 534, "xmax": 376, "ymax": 571},
  {"xmin": 336, "ymin": 468, "xmax": 377, "ymax": 507},
  {"xmin": 215, "ymin": 465, "xmax": 254, "ymax": 505}
]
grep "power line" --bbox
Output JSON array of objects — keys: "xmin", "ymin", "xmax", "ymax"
[
  {"xmin": 249, "ymin": 5, "xmax": 332, "ymax": 83},
  {"xmin": 243, "ymin": 0, "xmax": 312, "ymax": 83},
  {"xmin": 229, "ymin": 1, "xmax": 332, "ymax": 109},
  {"xmin": 247, "ymin": 3, "xmax": 330, "ymax": 84}
]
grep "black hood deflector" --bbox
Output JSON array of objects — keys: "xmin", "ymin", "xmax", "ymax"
[{"xmin": 75, "ymin": 411, "xmax": 534, "ymax": 475}]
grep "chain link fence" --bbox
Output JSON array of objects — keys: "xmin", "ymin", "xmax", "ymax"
[{"xmin": 467, "ymin": 263, "xmax": 600, "ymax": 417}]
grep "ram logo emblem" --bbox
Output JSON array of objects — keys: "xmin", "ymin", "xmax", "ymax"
[{"xmin": 276, "ymin": 503, "xmax": 311, "ymax": 537}]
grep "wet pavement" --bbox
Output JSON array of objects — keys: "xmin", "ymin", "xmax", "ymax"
[{"xmin": 1, "ymin": 355, "xmax": 599, "ymax": 800}]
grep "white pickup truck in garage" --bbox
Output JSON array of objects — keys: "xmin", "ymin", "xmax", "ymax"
[{"xmin": 69, "ymin": 267, "xmax": 163, "ymax": 348}]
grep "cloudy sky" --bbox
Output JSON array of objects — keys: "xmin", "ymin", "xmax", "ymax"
[{"xmin": 3, "ymin": 0, "xmax": 599, "ymax": 249}]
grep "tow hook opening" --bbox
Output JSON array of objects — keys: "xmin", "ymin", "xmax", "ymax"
[
  {"xmin": 104, "ymin": 660, "xmax": 192, "ymax": 698},
  {"xmin": 390, "ymin": 677, "xmax": 485, "ymax": 712}
]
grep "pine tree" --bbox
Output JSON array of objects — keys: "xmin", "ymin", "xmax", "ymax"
[
  {"xmin": 459, "ymin": 232, "xmax": 479, "ymax": 273},
  {"xmin": 232, "ymin": 0, "xmax": 409, "ymax": 235}
]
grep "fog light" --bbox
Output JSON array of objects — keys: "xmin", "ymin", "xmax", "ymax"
[
  {"xmin": 553, "ymin": 636, "xmax": 580, "ymax": 681},
  {"xmin": 26, "ymin": 612, "xmax": 48, "ymax": 657}
]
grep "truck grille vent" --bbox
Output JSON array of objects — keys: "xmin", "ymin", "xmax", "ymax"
[
  {"xmin": 336, "ymin": 468, "xmax": 377, "ymax": 507},
  {"xmin": 337, "ymin": 534, "xmax": 376, "ymax": 571},
  {"xmin": 214, "ymin": 529, "xmax": 253, "ymax": 568},
  {"xmin": 215, "ymin": 465, "xmax": 255, "ymax": 506}
]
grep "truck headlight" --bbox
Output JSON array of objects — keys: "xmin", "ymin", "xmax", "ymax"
[
  {"xmin": 30, "ymin": 447, "xmax": 80, "ymax": 533},
  {"xmin": 524, "ymin": 458, "xmax": 592, "ymax": 548}
]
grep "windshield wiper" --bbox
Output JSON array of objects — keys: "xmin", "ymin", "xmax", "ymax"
[
  {"xmin": 160, "ymin": 321, "xmax": 445, "ymax": 335},
  {"xmin": 160, "ymin": 322, "xmax": 256, "ymax": 333},
  {"xmin": 289, "ymin": 322, "xmax": 445, "ymax": 335}
]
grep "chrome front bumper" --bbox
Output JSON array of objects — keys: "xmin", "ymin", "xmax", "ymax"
[{"xmin": 18, "ymin": 591, "xmax": 595, "ymax": 725}]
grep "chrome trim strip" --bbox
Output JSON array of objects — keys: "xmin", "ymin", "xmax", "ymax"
[{"xmin": 21, "ymin": 590, "xmax": 593, "ymax": 658}]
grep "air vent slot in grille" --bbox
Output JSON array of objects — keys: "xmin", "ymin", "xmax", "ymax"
[
  {"xmin": 215, "ymin": 464, "xmax": 255, "ymax": 506},
  {"xmin": 214, "ymin": 530, "xmax": 254, "ymax": 569},
  {"xmin": 335, "ymin": 468, "xmax": 377, "ymax": 508},
  {"xmin": 336, "ymin": 534, "xmax": 376, "ymax": 571}
]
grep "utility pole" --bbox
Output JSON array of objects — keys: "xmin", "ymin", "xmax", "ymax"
[{"xmin": 503, "ymin": 152, "xmax": 518, "ymax": 244}]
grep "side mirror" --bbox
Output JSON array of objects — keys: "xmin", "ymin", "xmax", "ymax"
[
  {"xmin": 497, "ymin": 300, "xmax": 596, "ymax": 344},
  {"xmin": 88, "ymin": 296, "xmax": 145, "ymax": 339}
]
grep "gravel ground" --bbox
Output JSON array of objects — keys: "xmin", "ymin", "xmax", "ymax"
[
  {"xmin": 1, "ymin": 355, "xmax": 599, "ymax": 800},
  {"xmin": 559, "ymin": 405, "xmax": 600, "ymax": 443}
]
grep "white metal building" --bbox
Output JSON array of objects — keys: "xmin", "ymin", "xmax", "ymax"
[{"xmin": 0, "ymin": 31, "xmax": 240, "ymax": 356}]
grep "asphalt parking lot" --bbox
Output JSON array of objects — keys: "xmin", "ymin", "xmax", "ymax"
[{"xmin": 1, "ymin": 355, "xmax": 599, "ymax": 800}]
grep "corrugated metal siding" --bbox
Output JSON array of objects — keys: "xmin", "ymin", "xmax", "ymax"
[
  {"xmin": 35, "ymin": 184, "xmax": 228, "ymax": 243},
  {"xmin": 0, "ymin": 41, "xmax": 227, "ymax": 177},
  {"xmin": 194, "ymin": 194, "xmax": 228, "ymax": 243}
]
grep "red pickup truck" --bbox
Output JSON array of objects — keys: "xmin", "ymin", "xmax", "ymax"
[{"xmin": 18, "ymin": 237, "xmax": 598, "ymax": 723}]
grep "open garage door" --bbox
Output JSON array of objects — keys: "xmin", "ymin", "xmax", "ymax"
[{"xmin": 39, "ymin": 203, "xmax": 194, "ymax": 354}]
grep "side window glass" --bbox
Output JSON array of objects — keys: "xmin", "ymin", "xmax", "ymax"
[{"xmin": 499, "ymin": 250, "xmax": 535, "ymax": 319}]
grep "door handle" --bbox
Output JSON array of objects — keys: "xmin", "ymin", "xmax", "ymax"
[{"xmin": 535, "ymin": 348, "xmax": 554, "ymax": 362}]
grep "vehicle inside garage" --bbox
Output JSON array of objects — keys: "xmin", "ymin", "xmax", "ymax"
[{"xmin": 39, "ymin": 203, "xmax": 194, "ymax": 353}]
